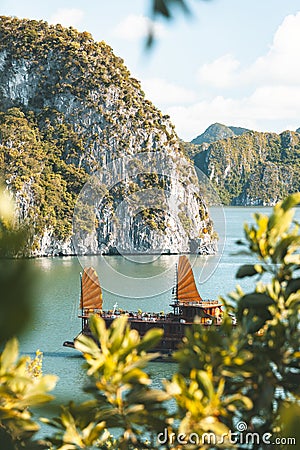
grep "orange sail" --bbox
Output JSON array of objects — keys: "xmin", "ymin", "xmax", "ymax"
[
  {"xmin": 177, "ymin": 255, "xmax": 202, "ymax": 303},
  {"xmin": 80, "ymin": 267, "xmax": 103, "ymax": 310}
]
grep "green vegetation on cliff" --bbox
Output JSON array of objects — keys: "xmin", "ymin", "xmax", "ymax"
[
  {"xmin": 191, "ymin": 122, "xmax": 250, "ymax": 146},
  {"xmin": 192, "ymin": 130, "xmax": 300, "ymax": 205},
  {"xmin": 0, "ymin": 108, "xmax": 87, "ymax": 247},
  {"xmin": 0, "ymin": 16, "xmax": 211, "ymax": 255}
]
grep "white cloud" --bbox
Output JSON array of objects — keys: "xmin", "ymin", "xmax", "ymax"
[
  {"xmin": 141, "ymin": 78, "xmax": 196, "ymax": 105},
  {"xmin": 248, "ymin": 85, "xmax": 300, "ymax": 119},
  {"xmin": 113, "ymin": 14, "xmax": 166, "ymax": 41},
  {"xmin": 245, "ymin": 12, "xmax": 300, "ymax": 85},
  {"xmin": 196, "ymin": 11, "xmax": 300, "ymax": 90},
  {"xmin": 165, "ymin": 11, "xmax": 300, "ymax": 139},
  {"xmin": 167, "ymin": 85, "xmax": 300, "ymax": 140},
  {"xmin": 197, "ymin": 54, "xmax": 240, "ymax": 88},
  {"xmin": 49, "ymin": 8, "xmax": 84, "ymax": 28}
]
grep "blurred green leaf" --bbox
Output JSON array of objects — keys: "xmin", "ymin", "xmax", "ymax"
[
  {"xmin": 285, "ymin": 277, "xmax": 300, "ymax": 298},
  {"xmin": 239, "ymin": 292, "xmax": 274, "ymax": 309},
  {"xmin": 236, "ymin": 264, "xmax": 264, "ymax": 278},
  {"xmin": 136, "ymin": 328, "xmax": 163, "ymax": 352},
  {"xmin": 0, "ymin": 337, "xmax": 19, "ymax": 373},
  {"xmin": 280, "ymin": 192, "xmax": 300, "ymax": 211},
  {"xmin": 0, "ymin": 339, "xmax": 57, "ymax": 448}
]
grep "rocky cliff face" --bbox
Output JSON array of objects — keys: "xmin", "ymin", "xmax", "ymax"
[
  {"xmin": 193, "ymin": 130, "xmax": 300, "ymax": 205},
  {"xmin": 0, "ymin": 16, "xmax": 216, "ymax": 256}
]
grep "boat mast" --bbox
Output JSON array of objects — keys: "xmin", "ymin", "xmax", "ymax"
[
  {"xmin": 172, "ymin": 262, "xmax": 178, "ymax": 302},
  {"xmin": 80, "ymin": 271, "xmax": 83, "ymax": 332}
]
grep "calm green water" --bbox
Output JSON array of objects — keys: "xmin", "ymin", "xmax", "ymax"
[{"xmin": 15, "ymin": 206, "xmax": 299, "ymax": 435}]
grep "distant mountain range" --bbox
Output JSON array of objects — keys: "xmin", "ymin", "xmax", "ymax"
[
  {"xmin": 188, "ymin": 123, "xmax": 300, "ymax": 206},
  {"xmin": 191, "ymin": 123, "xmax": 250, "ymax": 145}
]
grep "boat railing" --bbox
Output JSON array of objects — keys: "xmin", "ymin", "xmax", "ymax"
[
  {"xmin": 79, "ymin": 302, "xmax": 223, "ymax": 323},
  {"xmin": 171, "ymin": 300, "xmax": 222, "ymax": 307},
  {"xmin": 79, "ymin": 308, "xmax": 102, "ymax": 318},
  {"xmin": 94, "ymin": 309, "xmax": 184, "ymax": 323}
]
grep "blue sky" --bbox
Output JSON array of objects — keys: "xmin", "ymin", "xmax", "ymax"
[{"xmin": 2, "ymin": 0, "xmax": 300, "ymax": 140}]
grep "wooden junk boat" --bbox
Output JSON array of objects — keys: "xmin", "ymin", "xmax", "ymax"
[{"xmin": 63, "ymin": 255, "xmax": 223, "ymax": 354}]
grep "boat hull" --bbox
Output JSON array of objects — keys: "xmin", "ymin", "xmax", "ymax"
[{"xmin": 63, "ymin": 315, "xmax": 215, "ymax": 356}]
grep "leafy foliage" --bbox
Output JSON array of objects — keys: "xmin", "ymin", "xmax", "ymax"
[
  {"xmin": 147, "ymin": 0, "xmax": 214, "ymax": 47},
  {"xmin": 0, "ymin": 189, "xmax": 57, "ymax": 449},
  {"xmin": 0, "ymin": 338, "xmax": 57, "ymax": 449},
  {"xmin": 44, "ymin": 193, "xmax": 299, "ymax": 449},
  {"xmin": 1, "ymin": 185, "xmax": 299, "ymax": 448},
  {"xmin": 220, "ymin": 192, "xmax": 300, "ymax": 445},
  {"xmin": 0, "ymin": 188, "xmax": 36, "ymax": 341},
  {"xmin": 44, "ymin": 316, "xmax": 169, "ymax": 449}
]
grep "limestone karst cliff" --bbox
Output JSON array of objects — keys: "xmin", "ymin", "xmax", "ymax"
[
  {"xmin": 192, "ymin": 130, "xmax": 300, "ymax": 205},
  {"xmin": 0, "ymin": 16, "xmax": 216, "ymax": 256}
]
